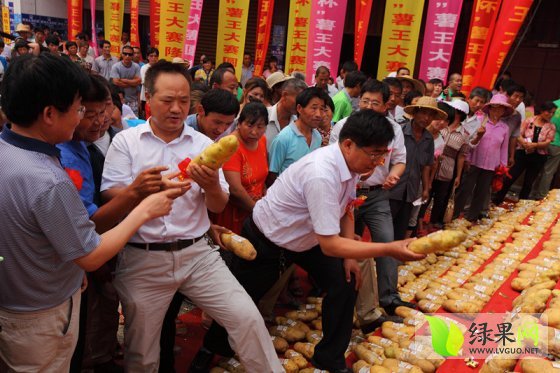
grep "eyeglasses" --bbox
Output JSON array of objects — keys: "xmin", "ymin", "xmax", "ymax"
[
  {"xmin": 122, "ymin": 52, "xmax": 133, "ymax": 56},
  {"xmin": 360, "ymin": 99, "xmax": 381, "ymax": 108},
  {"xmin": 358, "ymin": 146, "xmax": 390, "ymax": 162},
  {"xmin": 77, "ymin": 105, "xmax": 86, "ymax": 119}
]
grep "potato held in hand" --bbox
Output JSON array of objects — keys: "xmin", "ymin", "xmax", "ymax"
[
  {"xmin": 409, "ymin": 230, "xmax": 467, "ymax": 254},
  {"xmin": 191, "ymin": 135, "xmax": 239, "ymax": 170},
  {"xmin": 220, "ymin": 233, "xmax": 257, "ymax": 261}
]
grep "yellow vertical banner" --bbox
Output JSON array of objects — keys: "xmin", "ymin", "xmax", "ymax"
[
  {"xmin": 159, "ymin": 0, "xmax": 191, "ymax": 60},
  {"xmin": 377, "ymin": 0, "xmax": 425, "ymax": 80},
  {"xmin": 104, "ymin": 0, "xmax": 125, "ymax": 55},
  {"xmin": 216, "ymin": 0, "xmax": 250, "ymax": 81},
  {"xmin": 284, "ymin": 0, "xmax": 311, "ymax": 74},
  {"xmin": 2, "ymin": 6, "xmax": 10, "ymax": 44}
]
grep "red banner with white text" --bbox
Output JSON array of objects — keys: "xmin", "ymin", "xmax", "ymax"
[
  {"xmin": 461, "ymin": 0, "xmax": 503, "ymax": 93},
  {"xmin": 130, "ymin": 0, "xmax": 140, "ymax": 47},
  {"xmin": 67, "ymin": 0, "xmax": 82, "ymax": 41},
  {"xmin": 254, "ymin": 0, "xmax": 275, "ymax": 77},
  {"xmin": 354, "ymin": 0, "xmax": 373, "ymax": 70},
  {"xmin": 475, "ymin": 0, "xmax": 534, "ymax": 90},
  {"xmin": 150, "ymin": 0, "xmax": 161, "ymax": 47}
]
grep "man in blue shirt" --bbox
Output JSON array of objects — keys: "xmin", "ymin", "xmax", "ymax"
[{"xmin": 267, "ymin": 87, "xmax": 327, "ymax": 184}]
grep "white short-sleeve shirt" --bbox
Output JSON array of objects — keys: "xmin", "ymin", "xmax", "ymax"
[
  {"xmin": 328, "ymin": 115, "xmax": 407, "ymax": 186},
  {"xmin": 253, "ymin": 144, "xmax": 360, "ymax": 252},
  {"xmin": 101, "ymin": 121, "xmax": 229, "ymax": 242}
]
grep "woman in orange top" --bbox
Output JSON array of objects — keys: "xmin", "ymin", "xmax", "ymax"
[{"xmin": 215, "ymin": 102, "xmax": 269, "ymax": 234}]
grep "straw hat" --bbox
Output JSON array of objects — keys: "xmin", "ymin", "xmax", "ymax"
[
  {"xmin": 403, "ymin": 96, "xmax": 448, "ymax": 120},
  {"xmin": 266, "ymin": 71, "xmax": 292, "ymax": 89},
  {"xmin": 397, "ymin": 75, "xmax": 426, "ymax": 95},
  {"xmin": 172, "ymin": 57, "xmax": 190, "ymax": 68},
  {"xmin": 444, "ymin": 99, "xmax": 470, "ymax": 116},
  {"xmin": 15, "ymin": 23, "xmax": 31, "ymax": 34},
  {"xmin": 482, "ymin": 93, "xmax": 514, "ymax": 117}
]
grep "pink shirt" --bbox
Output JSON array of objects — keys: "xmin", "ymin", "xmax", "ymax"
[
  {"xmin": 468, "ymin": 117, "xmax": 509, "ymax": 171},
  {"xmin": 518, "ymin": 117, "xmax": 556, "ymax": 155}
]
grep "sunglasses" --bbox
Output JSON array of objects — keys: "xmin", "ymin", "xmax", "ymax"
[{"xmin": 122, "ymin": 52, "xmax": 133, "ymax": 56}]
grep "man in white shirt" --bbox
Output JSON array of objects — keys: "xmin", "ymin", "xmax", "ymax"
[
  {"xmin": 196, "ymin": 110, "xmax": 424, "ymax": 373},
  {"xmin": 101, "ymin": 60, "xmax": 281, "ymax": 372},
  {"xmin": 265, "ymin": 77, "xmax": 307, "ymax": 151},
  {"xmin": 330, "ymin": 80, "xmax": 408, "ymax": 325}
]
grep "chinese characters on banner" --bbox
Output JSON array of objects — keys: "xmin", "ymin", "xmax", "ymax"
[
  {"xmin": 354, "ymin": 0, "xmax": 373, "ymax": 70},
  {"xmin": 182, "ymin": 0, "xmax": 203, "ymax": 66},
  {"xmin": 254, "ymin": 0, "xmax": 275, "ymax": 77},
  {"xmin": 377, "ymin": 0, "xmax": 426, "ymax": 80},
  {"xmin": 284, "ymin": 0, "xmax": 311, "ymax": 75},
  {"xmin": 104, "ymin": 0, "xmax": 125, "ymax": 55},
  {"xmin": 67, "ymin": 0, "xmax": 82, "ymax": 41},
  {"xmin": 2, "ymin": 6, "xmax": 10, "ymax": 44},
  {"xmin": 305, "ymin": 0, "xmax": 348, "ymax": 86},
  {"xmin": 476, "ymin": 0, "xmax": 534, "ymax": 89},
  {"xmin": 216, "ymin": 0, "xmax": 250, "ymax": 81},
  {"xmin": 159, "ymin": 0, "xmax": 191, "ymax": 60},
  {"xmin": 418, "ymin": 0, "xmax": 464, "ymax": 84},
  {"xmin": 461, "ymin": 0, "xmax": 503, "ymax": 93},
  {"xmin": 130, "ymin": 0, "xmax": 140, "ymax": 47},
  {"xmin": 150, "ymin": 0, "xmax": 161, "ymax": 48}
]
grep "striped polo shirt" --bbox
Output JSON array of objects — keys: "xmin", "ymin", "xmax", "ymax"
[{"xmin": 0, "ymin": 127, "xmax": 100, "ymax": 312}]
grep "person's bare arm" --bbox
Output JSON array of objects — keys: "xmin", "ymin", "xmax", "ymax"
[{"xmin": 224, "ymin": 170, "xmax": 256, "ymax": 211}]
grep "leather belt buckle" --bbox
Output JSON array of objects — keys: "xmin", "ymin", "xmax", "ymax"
[{"xmin": 167, "ymin": 241, "xmax": 180, "ymax": 251}]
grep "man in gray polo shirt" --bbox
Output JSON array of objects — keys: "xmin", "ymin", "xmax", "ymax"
[
  {"xmin": 92, "ymin": 40, "xmax": 119, "ymax": 80},
  {"xmin": 0, "ymin": 53, "xmax": 181, "ymax": 372},
  {"xmin": 110, "ymin": 45, "xmax": 141, "ymax": 116}
]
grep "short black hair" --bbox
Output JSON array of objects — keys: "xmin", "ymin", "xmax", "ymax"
[
  {"xmin": 269, "ymin": 56, "xmax": 278, "ymax": 63},
  {"xmin": 404, "ymin": 90, "xmax": 422, "ymax": 106},
  {"xmin": 243, "ymin": 52, "xmax": 251, "ymax": 57},
  {"xmin": 382, "ymin": 77, "xmax": 403, "ymax": 91},
  {"xmin": 101, "ymin": 40, "xmax": 111, "ymax": 48},
  {"xmin": 339, "ymin": 110, "xmax": 394, "ymax": 147},
  {"xmin": 506, "ymin": 82, "xmax": 526, "ymax": 97},
  {"xmin": 295, "ymin": 87, "xmax": 330, "ymax": 113},
  {"xmin": 146, "ymin": 47, "xmax": 159, "ymax": 56},
  {"xmin": 210, "ymin": 67, "xmax": 236, "ymax": 88},
  {"xmin": 344, "ymin": 71, "xmax": 367, "ymax": 88},
  {"xmin": 200, "ymin": 88, "xmax": 240, "ymax": 117},
  {"xmin": 538, "ymin": 100, "xmax": 558, "ymax": 114},
  {"xmin": 438, "ymin": 102, "xmax": 455, "ymax": 123},
  {"xmin": 361, "ymin": 80, "xmax": 390, "ymax": 103},
  {"xmin": 396, "ymin": 67, "xmax": 410, "ymax": 75},
  {"xmin": 238, "ymin": 101, "xmax": 268, "ymax": 125},
  {"xmin": 1, "ymin": 54, "xmax": 90, "ymax": 127},
  {"xmin": 83, "ymin": 74, "xmax": 110, "ymax": 103},
  {"xmin": 45, "ymin": 35, "xmax": 59, "ymax": 46},
  {"xmin": 429, "ymin": 78, "xmax": 444, "ymax": 86},
  {"xmin": 216, "ymin": 62, "xmax": 235, "ymax": 73},
  {"xmin": 315, "ymin": 66, "xmax": 330, "ymax": 77},
  {"xmin": 0, "ymin": 40, "xmax": 4, "ymax": 48},
  {"xmin": 470, "ymin": 87, "xmax": 490, "ymax": 101},
  {"xmin": 144, "ymin": 60, "xmax": 192, "ymax": 96},
  {"xmin": 341, "ymin": 60, "xmax": 358, "ymax": 73},
  {"xmin": 75, "ymin": 32, "xmax": 88, "ymax": 40},
  {"xmin": 122, "ymin": 45, "xmax": 134, "ymax": 53},
  {"xmin": 65, "ymin": 41, "xmax": 77, "ymax": 50}
]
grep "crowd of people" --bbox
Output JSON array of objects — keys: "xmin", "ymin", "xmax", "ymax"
[{"xmin": 1, "ymin": 24, "xmax": 560, "ymax": 373}]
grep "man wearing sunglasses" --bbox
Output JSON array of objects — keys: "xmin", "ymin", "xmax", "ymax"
[{"xmin": 110, "ymin": 45, "xmax": 141, "ymax": 116}]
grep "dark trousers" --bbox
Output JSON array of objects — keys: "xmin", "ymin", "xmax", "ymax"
[
  {"xmin": 355, "ymin": 189, "xmax": 398, "ymax": 307},
  {"xmin": 158, "ymin": 292, "xmax": 184, "ymax": 373},
  {"xmin": 389, "ymin": 199, "xmax": 414, "ymax": 240},
  {"xmin": 494, "ymin": 150, "xmax": 547, "ymax": 204},
  {"xmin": 202, "ymin": 218, "xmax": 357, "ymax": 370},
  {"xmin": 454, "ymin": 166, "xmax": 494, "ymax": 221},
  {"xmin": 430, "ymin": 179, "xmax": 453, "ymax": 225}
]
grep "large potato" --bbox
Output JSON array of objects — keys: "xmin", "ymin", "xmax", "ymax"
[
  {"xmin": 191, "ymin": 135, "xmax": 239, "ymax": 170},
  {"xmin": 220, "ymin": 233, "xmax": 257, "ymax": 261},
  {"xmin": 285, "ymin": 349, "xmax": 308, "ymax": 369}
]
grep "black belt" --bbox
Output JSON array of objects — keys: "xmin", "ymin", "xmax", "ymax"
[
  {"xmin": 128, "ymin": 236, "xmax": 204, "ymax": 251},
  {"xmin": 357, "ymin": 185, "xmax": 383, "ymax": 193}
]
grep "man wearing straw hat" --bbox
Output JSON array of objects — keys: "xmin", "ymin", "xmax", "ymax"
[{"xmin": 389, "ymin": 96, "xmax": 447, "ymax": 241}]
